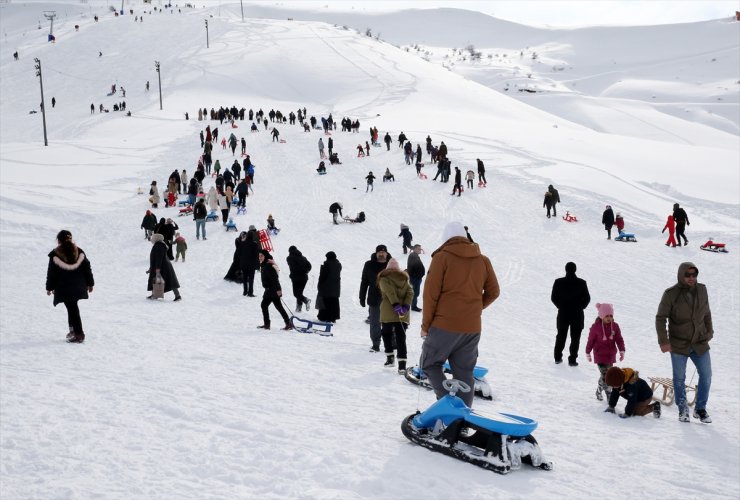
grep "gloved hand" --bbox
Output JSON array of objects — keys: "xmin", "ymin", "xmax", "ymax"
[
  {"xmin": 619, "ymin": 351, "xmax": 625, "ymax": 361},
  {"xmin": 393, "ymin": 303, "xmax": 404, "ymax": 315},
  {"xmin": 619, "ymin": 413, "xmax": 630, "ymax": 419},
  {"xmin": 400, "ymin": 305, "xmax": 410, "ymax": 315},
  {"xmin": 586, "ymin": 353, "xmax": 592, "ymax": 363},
  {"xmin": 604, "ymin": 407, "xmax": 615, "ymax": 414}
]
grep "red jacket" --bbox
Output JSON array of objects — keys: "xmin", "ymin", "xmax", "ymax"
[{"xmin": 662, "ymin": 215, "xmax": 675, "ymax": 234}]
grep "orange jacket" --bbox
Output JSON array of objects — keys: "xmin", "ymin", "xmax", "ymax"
[{"xmin": 421, "ymin": 237, "xmax": 500, "ymax": 333}]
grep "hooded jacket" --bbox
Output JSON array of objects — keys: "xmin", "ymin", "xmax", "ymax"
[
  {"xmin": 656, "ymin": 262, "xmax": 713, "ymax": 355},
  {"xmin": 377, "ymin": 268, "xmax": 414, "ymax": 323},
  {"xmin": 318, "ymin": 254, "xmax": 342, "ymax": 298},
  {"xmin": 585, "ymin": 318, "xmax": 625, "ymax": 365},
  {"xmin": 421, "ymin": 237, "xmax": 499, "ymax": 333},
  {"xmin": 286, "ymin": 247, "xmax": 312, "ymax": 281},
  {"xmin": 259, "ymin": 258, "xmax": 282, "ymax": 299},
  {"xmin": 607, "ymin": 368, "xmax": 653, "ymax": 416},
  {"xmin": 46, "ymin": 245, "xmax": 94, "ymax": 306}
]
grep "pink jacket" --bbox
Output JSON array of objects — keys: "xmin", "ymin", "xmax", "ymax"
[{"xmin": 585, "ymin": 318, "xmax": 625, "ymax": 365}]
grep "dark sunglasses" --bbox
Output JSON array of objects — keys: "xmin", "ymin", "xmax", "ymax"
[{"xmin": 684, "ymin": 272, "xmax": 698, "ymax": 278}]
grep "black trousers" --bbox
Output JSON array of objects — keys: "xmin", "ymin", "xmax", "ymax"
[
  {"xmin": 676, "ymin": 222, "xmax": 688, "ymax": 245},
  {"xmin": 64, "ymin": 300, "xmax": 83, "ymax": 334},
  {"xmin": 555, "ymin": 314, "xmax": 582, "ymax": 363},
  {"xmin": 382, "ymin": 322, "xmax": 408, "ymax": 359},
  {"xmin": 291, "ymin": 277, "xmax": 309, "ymax": 304},
  {"xmin": 242, "ymin": 267, "xmax": 255, "ymax": 295},
  {"xmin": 261, "ymin": 297, "xmax": 290, "ymax": 326}
]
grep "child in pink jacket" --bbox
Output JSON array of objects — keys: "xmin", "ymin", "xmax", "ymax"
[{"xmin": 585, "ymin": 303, "xmax": 625, "ymax": 401}]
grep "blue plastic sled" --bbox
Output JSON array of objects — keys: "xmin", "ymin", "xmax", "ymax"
[
  {"xmin": 405, "ymin": 362, "xmax": 492, "ymax": 400},
  {"xmin": 402, "ymin": 379, "xmax": 552, "ymax": 474},
  {"xmin": 225, "ymin": 219, "xmax": 237, "ymax": 231},
  {"xmin": 614, "ymin": 231, "xmax": 637, "ymax": 242},
  {"xmin": 177, "ymin": 199, "xmax": 190, "ymax": 207},
  {"xmin": 206, "ymin": 210, "xmax": 219, "ymax": 222},
  {"xmin": 289, "ymin": 316, "xmax": 333, "ymax": 336}
]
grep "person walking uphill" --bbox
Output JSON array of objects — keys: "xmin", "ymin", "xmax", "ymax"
[
  {"xmin": 602, "ymin": 205, "xmax": 615, "ymax": 239},
  {"xmin": 407, "ymin": 244, "xmax": 425, "ymax": 312},
  {"xmin": 399, "ymin": 224, "xmax": 413, "ymax": 254},
  {"xmin": 286, "ymin": 245, "xmax": 312, "ymax": 312},
  {"xmin": 672, "ymin": 203, "xmax": 690, "ymax": 246},
  {"xmin": 360, "ymin": 245, "xmax": 392, "ymax": 352},
  {"xmin": 317, "ymin": 251, "xmax": 342, "ymax": 323},
  {"xmin": 378, "ymin": 258, "xmax": 415, "ymax": 374},
  {"xmin": 551, "ymin": 262, "xmax": 591, "ymax": 366},
  {"xmin": 147, "ymin": 234, "xmax": 182, "ymax": 301},
  {"xmin": 236, "ymin": 230, "xmax": 260, "ymax": 297},
  {"xmin": 419, "ymin": 221, "xmax": 500, "ymax": 407},
  {"xmin": 46, "ymin": 230, "xmax": 95, "ymax": 343},
  {"xmin": 585, "ymin": 303, "xmax": 625, "ymax": 401},
  {"xmin": 656, "ymin": 262, "xmax": 713, "ymax": 423},
  {"xmin": 662, "ymin": 215, "xmax": 677, "ymax": 247},
  {"xmin": 256, "ymin": 250, "xmax": 292, "ymax": 330}
]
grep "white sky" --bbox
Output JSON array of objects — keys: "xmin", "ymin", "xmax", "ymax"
[{"xmin": 268, "ymin": 0, "xmax": 740, "ymax": 27}]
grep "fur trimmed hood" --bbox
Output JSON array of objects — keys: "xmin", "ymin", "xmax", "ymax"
[{"xmin": 50, "ymin": 247, "xmax": 85, "ymax": 270}]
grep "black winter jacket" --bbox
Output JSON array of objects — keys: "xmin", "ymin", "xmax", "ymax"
[
  {"xmin": 148, "ymin": 241, "xmax": 180, "ymax": 292},
  {"xmin": 287, "ymin": 248, "xmax": 312, "ymax": 281},
  {"xmin": 359, "ymin": 252, "xmax": 391, "ymax": 307},
  {"xmin": 608, "ymin": 373, "xmax": 654, "ymax": 416},
  {"xmin": 260, "ymin": 260, "xmax": 283, "ymax": 299},
  {"xmin": 551, "ymin": 272, "xmax": 591, "ymax": 326},
  {"xmin": 236, "ymin": 237, "xmax": 260, "ymax": 270},
  {"xmin": 318, "ymin": 257, "xmax": 342, "ymax": 298},
  {"xmin": 46, "ymin": 246, "xmax": 94, "ymax": 306}
]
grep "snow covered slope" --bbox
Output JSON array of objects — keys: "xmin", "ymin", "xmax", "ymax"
[{"xmin": 1, "ymin": 3, "xmax": 738, "ymax": 499}]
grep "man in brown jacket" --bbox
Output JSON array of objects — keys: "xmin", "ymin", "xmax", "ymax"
[
  {"xmin": 419, "ymin": 221, "xmax": 500, "ymax": 407},
  {"xmin": 656, "ymin": 262, "xmax": 713, "ymax": 423}
]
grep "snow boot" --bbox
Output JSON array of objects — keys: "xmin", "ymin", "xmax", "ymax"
[
  {"xmin": 653, "ymin": 401, "xmax": 661, "ymax": 418},
  {"xmin": 296, "ymin": 301, "xmax": 302, "ymax": 313},
  {"xmin": 304, "ymin": 298, "xmax": 311, "ymax": 311},
  {"xmin": 397, "ymin": 359, "xmax": 407, "ymax": 374},
  {"xmin": 693, "ymin": 408, "xmax": 712, "ymax": 423},
  {"xmin": 384, "ymin": 354, "xmax": 395, "ymax": 367},
  {"xmin": 67, "ymin": 332, "xmax": 85, "ymax": 344},
  {"xmin": 595, "ymin": 386, "xmax": 604, "ymax": 401},
  {"xmin": 281, "ymin": 323, "xmax": 293, "ymax": 331},
  {"xmin": 369, "ymin": 344, "xmax": 380, "ymax": 353},
  {"xmin": 257, "ymin": 324, "xmax": 270, "ymax": 330},
  {"xmin": 678, "ymin": 407, "xmax": 690, "ymax": 422},
  {"xmin": 66, "ymin": 327, "xmax": 75, "ymax": 341}
]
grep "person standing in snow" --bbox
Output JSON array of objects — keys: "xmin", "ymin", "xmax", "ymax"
[
  {"xmin": 271, "ymin": 128, "xmax": 280, "ymax": 142},
  {"xmin": 236, "ymin": 230, "xmax": 260, "ymax": 296},
  {"xmin": 149, "ymin": 181, "xmax": 160, "ymax": 208},
  {"xmin": 365, "ymin": 171, "xmax": 376, "ymax": 193},
  {"xmin": 46, "ymin": 229, "xmax": 95, "ymax": 344},
  {"xmin": 384, "ymin": 132, "xmax": 392, "ymax": 151},
  {"xmin": 465, "ymin": 170, "xmax": 475, "ymax": 190},
  {"xmin": 451, "ymin": 167, "xmax": 463, "ymax": 196},
  {"xmin": 360, "ymin": 245, "xmax": 391, "ymax": 352},
  {"xmin": 286, "ymin": 245, "xmax": 312, "ymax": 312},
  {"xmin": 672, "ymin": 203, "xmax": 690, "ymax": 246},
  {"xmin": 140, "ymin": 210, "xmax": 157, "ymax": 240},
  {"xmin": 378, "ymin": 258, "xmax": 414, "ymax": 373},
  {"xmin": 174, "ymin": 232, "xmax": 187, "ymax": 262},
  {"xmin": 655, "ymin": 262, "xmax": 713, "ymax": 423},
  {"xmin": 551, "ymin": 261, "xmax": 591, "ymax": 366},
  {"xmin": 477, "ymin": 158, "xmax": 487, "ymax": 186},
  {"xmin": 548, "ymin": 184, "xmax": 560, "ymax": 216},
  {"xmin": 585, "ymin": 303, "xmax": 625, "ymax": 401},
  {"xmin": 407, "ymin": 244, "xmax": 425, "ymax": 312},
  {"xmin": 317, "ymin": 251, "xmax": 342, "ymax": 323},
  {"xmin": 398, "ymin": 224, "xmax": 413, "ymax": 254},
  {"xmin": 602, "ymin": 205, "xmax": 615, "ymax": 240},
  {"xmin": 615, "ymin": 212, "xmax": 625, "ymax": 233},
  {"xmin": 257, "ymin": 250, "xmax": 292, "ymax": 330},
  {"xmin": 193, "ymin": 199, "xmax": 208, "ymax": 240},
  {"xmin": 147, "ymin": 233, "xmax": 182, "ymax": 301},
  {"xmin": 662, "ymin": 214, "xmax": 677, "ymax": 247},
  {"xmin": 318, "ymin": 137, "xmax": 325, "ymax": 159},
  {"xmin": 327, "ymin": 137, "xmax": 334, "ymax": 157},
  {"xmin": 419, "ymin": 221, "xmax": 500, "ymax": 407}
]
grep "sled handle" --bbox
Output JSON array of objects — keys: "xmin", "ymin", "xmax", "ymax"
[{"xmin": 443, "ymin": 379, "xmax": 471, "ymax": 397}]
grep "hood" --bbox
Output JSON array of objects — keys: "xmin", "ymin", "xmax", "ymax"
[
  {"xmin": 676, "ymin": 261, "xmax": 698, "ymax": 287},
  {"xmin": 432, "ymin": 236, "xmax": 480, "ymax": 259},
  {"xmin": 377, "ymin": 268, "xmax": 409, "ymax": 286}
]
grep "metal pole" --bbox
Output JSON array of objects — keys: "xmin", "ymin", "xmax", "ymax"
[
  {"xmin": 34, "ymin": 58, "xmax": 48, "ymax": 146},
  {"xmin": 240, "ymin": 0, "xmax": 244, "ymax": 22},
  {"xmin": 155, "ymin": 61, "xmax": 162, "ymax": 110},
  {"xmin": 120, "ymin": 0, "xmax": 124, "ymax": 15},
  {"xmin": 205, "ymin": 19, "xmax": 209, "ymax": 48}
]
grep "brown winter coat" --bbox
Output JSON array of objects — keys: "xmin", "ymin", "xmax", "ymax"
[
  {"xmin": 655, "ymin": 262, "xmax": 713, "ymax": 355},
  {"xmin": 377, "ymin": 268, "xmax": 414, "ymax": 323},
  {"xmin": 421, "ymin": 237, "xmax": 500, "ymax": 333}
]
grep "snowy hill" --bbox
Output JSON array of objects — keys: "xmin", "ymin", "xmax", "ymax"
[{"xmin": 1, "ymin": 2, "xmax": 739, "ymax": 499}]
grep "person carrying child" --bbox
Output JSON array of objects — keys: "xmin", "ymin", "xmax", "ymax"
[
  {"xmin": 604, "ymin": 366, "xmax": 661, "ymax": 418},
  {"xmin": 585, "ymin": 303, "xmax": 625, "ymax": 401},
  {"xmin": 174, "ymin": 232, "xmax": 188, "ymax": 262}
]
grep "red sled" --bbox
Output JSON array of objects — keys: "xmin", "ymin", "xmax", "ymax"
[
  {"xmin": 700, "ymin": 240, "xmax": 728, "ymax": 253},
  {"xmin": 178, "ymin": 206, "xmax": 193, "ymax": 217},
  {"xmin": 562, "ymin": 211, "xmax": 578, "ymax": 222},
  {"xmin": 478, "ymin": 181, "xmax": 487, "ymax": 188}
]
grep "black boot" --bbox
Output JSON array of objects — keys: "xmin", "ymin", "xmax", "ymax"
[
  {"xmin": 397, "ymin": 359, "xmax": 407, "ymax": 374},
  {"xmin": 384, "ymin": 354, "xmax": 395, "ymax": 367}
]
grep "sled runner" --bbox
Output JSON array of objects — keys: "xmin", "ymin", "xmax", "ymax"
[
  {"xmin": 402, "ymin": 380, "xmax": 552, "ymax": 475},
  {"xmin": 289, "ymin": 316, "xmax": 333, "ymax": 336},
  {"xmin": 405, "ymin": 363, "xmax": 493, "ymax": 400},
  {"xmin": 258, "ymin": 229, "xmax": 273, "ymax": 252},
  {"xmin": 205, "ymin": 210, "xmax": 219, "ymax": 222},
  {"xmin": 648, "ymin": 377, "xmax": 697, "ymax": 407},
  {"xmin": 700, "ymin": 240, "xmax": 728, "ymax": 253},
  {"xmin": 614, "ymin": 231, "xmax": 637, "ymax": 242},
  {"xmin": 236, "ymin": 206, "xmax": 247, "ymax": 215},
  {"xmin": 562, "ymin": 211, "xmax": 578, "ymax": 222},
  {"xmin": 178, "ymin": 206, "xmax": 193, "ymax": 217}
]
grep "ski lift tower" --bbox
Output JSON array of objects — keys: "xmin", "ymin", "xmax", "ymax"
[{"xmin": 43, "ymin": 11, "xmax": 57, "ymax": 41}]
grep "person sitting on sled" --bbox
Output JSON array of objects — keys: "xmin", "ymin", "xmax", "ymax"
[
  {"xmin": 603, "ymin": 366, "xmax": 660, "ymax": 418},
  {"xmin": 317, "ymin": 161, "xmax": 326, "ymax": 174},
  {"xmin": 266, "ymin": 214, "xmax": 279, "ymax": 233},
  {"xmin": 329, "ymin": 152, "xmax": 342, "ymax": 165}
]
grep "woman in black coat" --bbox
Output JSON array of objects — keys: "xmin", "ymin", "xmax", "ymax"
[
  {"xmin": 317, "ymin": 251, "xmax": 342, "ymax": 323},
  {"xmin": 602, "ymin": 205, "xmax": 615, "ymax": 240},
  {"xmin": 45, "ymin": 230, "xmax": 94, "ymax": 343},
  {"xmin": 147, "ymin": 234, "xmax": 181, "ymax": 301},
  {"xmin": 257, "ymin": 250, "xmax": 292, "ymax": 330}
]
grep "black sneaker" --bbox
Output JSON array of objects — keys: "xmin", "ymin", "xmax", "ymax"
[
  {"xmin": 693, "ymin": 408, "xmax": 712, "ymax": 423},
  {"xmin": 384, "ymin": 355, "xmax": 395, "ymax": 367},
  {"xmin": 411, "ymin": 307, "xmax": 422, "ymax": 312},
  {"xmin": 257, "ymin": 325, "xmax": 270, "ymax": 330},
  {"xmin": 369, "ymin": 345, "xmax": 380, "ymax": 353},
  {"xmin": 653, "ymin": 401, "xmax": 661, "ymax": 418},
  {"xmin": 304, "ymin": 298, "xmax": 311, "ymax": 311},
  {"xmin": 568, "ymin": 361, "xmax": 579, "ymax": 367},
  {"xmin": 555, "ymin": 359, "xmax": 563, "ymax": 364},
  {"xmin": 173, "ymin": 296, "xmax": 182, "ymax": 302}
]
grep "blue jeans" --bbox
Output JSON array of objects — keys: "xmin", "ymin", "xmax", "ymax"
[
  {"xmin": 670, "ymin": 349, "xmax": 712, "ymax": 411},
  {"xmin": 410, "ymin": 277, "xmax": 422, "ymax": 309},
  {"xmin": 195, "ymin": 219, "xmax": 206, "ymax": 239}
]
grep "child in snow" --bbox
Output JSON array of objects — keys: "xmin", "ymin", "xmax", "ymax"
[
  {"xmin": 267, "ymin": 214, "xmax": 279, "ymax": 234},
  {"xmin": 585, "ymin": 303, "xmax": 625, "ymax": 401},
  {"xmin": 383, "ymin": 168, "xmax": 395, "ymax": 182},
  {"xmin": 398, "ymin": 224, "xmax": 413, "ymax": 254},
  {"xmin": 174, "ymin": 232, "xmax": 188, "ymax": 262},
  {"xmin": 357, "ymin": 144, "xmax": 365, "ymax": 157},
  {"xmin": 604, "ymin": 366, "xmax": 661, "ymax": 419},
  {"xmin": 615, "ymin": 212, "xmax": 625, "ymax": 232},
  {"xmin": 662, "ymin": 215, "xmax": 677, "ymax": 247},
  {"xmin": 466, "ymin": 170, "xmax": 475, "ymax": 189},
  {"xmin": 365, "ymin": 171, "xmax": 376, "ymax": 192},
  {"xmin": 377, "ymin": 258, "xmax": 414, "ymax": 374}
]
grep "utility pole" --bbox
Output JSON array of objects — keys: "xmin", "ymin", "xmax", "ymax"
[
  {"xmin": 240, "ymin": 0, "xmax": 244, "ymax": 22},
  {"xmin": 205, "ymin": 19, "xmax": 209, "ymax": 48},
  {"xmin": 34, "ymin": 58, "xmax": 48, "ymax": 146},
  {"xmin": 155, "ymin": 61, "xmax": 162, "ymax": 110}
]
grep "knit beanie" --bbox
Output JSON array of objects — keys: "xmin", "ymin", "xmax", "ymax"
[
  {"xmin": 604, "ymin": 367, "xmax": 625, "ymax": 388},
  {"xmin": 375, "ymin": 244, "xmax": 388, "ymax": 253},
  {"xmin": 441, "ymin": 221, "xmax": 467, "ymax": 242},
  {"xmin": 596, "ymin": 303, "xmax": 614, "ymax": 320},
  {"xmin": 386, "ymin": 258, "xmax": 400, "ymax": 271}
]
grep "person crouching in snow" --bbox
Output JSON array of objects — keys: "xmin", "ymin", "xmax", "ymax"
[
  {"xmin": 174, "ymin": 232, "xmax": 187, "ymax": 262},
  {"xmin": 604, "ymin": 366, "xmax": 660, "ymax": 418},
  {"xmin": 585, "ymin": 303, "xmax": 625, "ymax": 401},
  {"xmin": 377, "ymin": 258, "xmax": 414, "ymax": 374}
]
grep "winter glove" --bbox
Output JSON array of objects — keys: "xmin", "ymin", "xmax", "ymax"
[
  {"xmin": 619, "ymin": 351, "xmax": 625, "ymax": 361},
  {"xmin": 392, "ymin": 303, "xmax": 404, "ymax": 315},
  {"xmin": 400, "ymin": 305, "xmax": 410, "ymax": 315},
  {"xmin": 586, "ymin": 353, "xmax": 592, "ymax": 363},
  {"xmin": 604, "ymin": 407, "xmax": 615, "ymax": 414}
]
